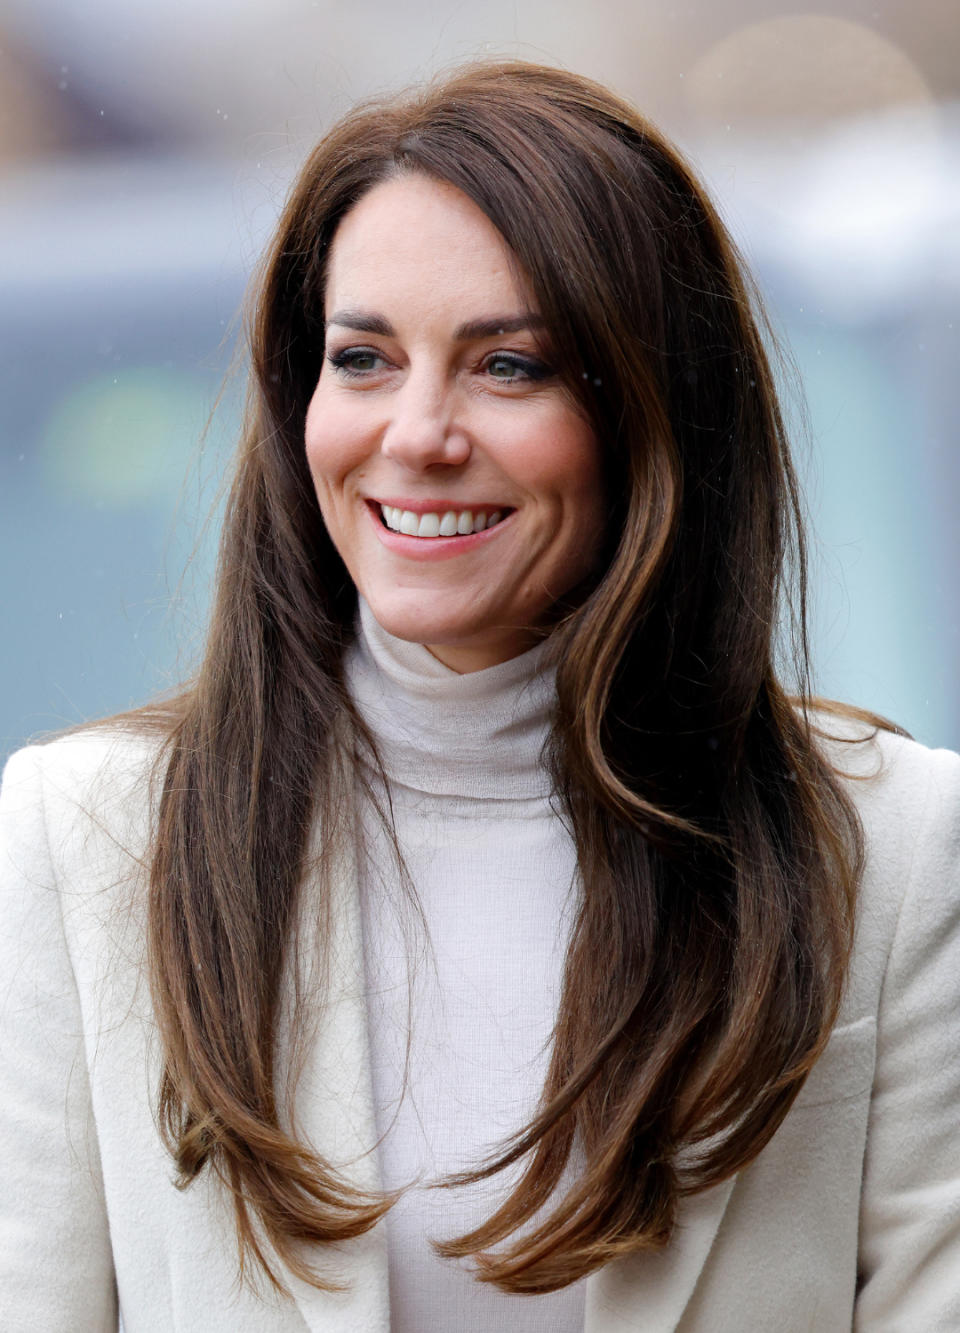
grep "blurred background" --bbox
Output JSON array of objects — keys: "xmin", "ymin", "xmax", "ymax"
[{"xmin": 1, "ymin": 0, "xmax": 957, "ymax": 758}]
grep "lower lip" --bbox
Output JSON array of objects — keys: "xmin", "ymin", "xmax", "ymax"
[{"xmin": 366, "ymin": 502, "xmax": 513, "ymax": 561}]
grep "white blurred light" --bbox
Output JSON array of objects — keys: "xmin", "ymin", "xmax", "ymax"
[
  {"xmin": 696, "ymin": 104, "xmax": 960, "ymax": 322},
  {"xmin": 0, "ymin": 154, "xmax": 288, "ymax": 291}
]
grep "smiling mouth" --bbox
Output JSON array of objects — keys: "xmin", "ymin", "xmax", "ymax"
[{"xmin": 377, "ymin": 503, "xmax": 512, "ymax": 538}]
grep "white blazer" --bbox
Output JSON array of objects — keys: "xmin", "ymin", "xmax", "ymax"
[{"xmin": 1, "ymin": 722, "xmax": 959, "ymax": 1332}]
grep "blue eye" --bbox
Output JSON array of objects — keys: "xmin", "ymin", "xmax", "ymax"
[
  {"xmin": 327, "ymin": 347, "xmax": 384, "ymax": 376},
  {"xmin": 484, "ymin": 353, "xmax": 550, "ymax": 382}
]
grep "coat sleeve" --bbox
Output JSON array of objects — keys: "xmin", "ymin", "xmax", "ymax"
[
  {"xmin": 0, "ymin": 745, "xmax": 118, "ymax": 1332},
  {"xmin": 855, "ymin": 744, "xmax": 960, "ymax": 1329}
]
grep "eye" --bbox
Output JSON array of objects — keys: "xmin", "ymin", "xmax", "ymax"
[
  {"xmin": 326, "ymin": 346, "xmax": 386, "ymax": 377},
  {"xmin": 483, "ymin": 352, "xmax": 551, "ymax": 383}
]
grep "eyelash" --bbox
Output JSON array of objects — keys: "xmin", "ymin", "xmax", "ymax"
[
  {"xmin": 482, "ymin": 352, "xmax": 551, "ymax": 383},
  {"xmin": 325, "ymin": 346, "xmax": 552, "ymax": 383},
  {"xmin": 326, "ymin": 347, "xmax": 385, "ymax": 378}
]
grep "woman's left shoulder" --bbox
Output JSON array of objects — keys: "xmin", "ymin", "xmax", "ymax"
[
  {"xmin": 806, "ymin": 719, "xmax": 960, "ymax": 1324},
  {"xmin": 812, "ymin": 709, "xmax": 960, "ymax": 849},
  {"xmin": 811, "ymin": 710, "xmax": 960, "ymax": 1023}
]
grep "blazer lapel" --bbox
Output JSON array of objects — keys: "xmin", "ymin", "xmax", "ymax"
[
  {"xmin": 284, "ymin": 809, "xmax": 390, "ymax": 1333},
  {"xmin": 584, "ymin": 1176, "xmax": 735, "ymax": 1332}
]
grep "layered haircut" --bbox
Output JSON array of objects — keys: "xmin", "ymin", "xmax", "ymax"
[{"xmin": 146, "ymin": 61, "xmax": 867, "ymax": 1294}]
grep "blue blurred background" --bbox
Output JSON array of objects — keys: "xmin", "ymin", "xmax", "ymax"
[{"xmin": 1, "ymin": 1, "xmax": 957, "ymax": 758}]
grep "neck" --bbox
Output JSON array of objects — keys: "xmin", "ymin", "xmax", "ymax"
[
  {"xmin": 422, "ymin": 627, "xmax": 544, "ymax": 674},
  {"xmin": 344, "ymin": 597, "xmax": 557, "ymax": 802}
]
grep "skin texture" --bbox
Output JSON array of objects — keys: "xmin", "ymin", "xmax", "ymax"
[{"xmin": 304, "ymin": 173, "xmax": 605, "ymax": 673}]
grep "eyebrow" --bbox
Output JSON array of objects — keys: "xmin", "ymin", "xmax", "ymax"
[{"xmin": 326, "ymin": 309, "xmax": 545, "ymax": 340}]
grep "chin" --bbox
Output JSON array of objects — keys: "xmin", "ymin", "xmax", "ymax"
[{"xmin": 362, "ymin": 591, "xmax": 467, "ymax": 647}]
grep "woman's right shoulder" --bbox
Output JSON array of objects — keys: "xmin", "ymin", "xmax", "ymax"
[
  {"xmin": 1, "ymin": 725, "xmax": 170, "ymax": 874},
  {"xmin": 3, "ymin": 723, "xmax": 167, "ymax": 796}
]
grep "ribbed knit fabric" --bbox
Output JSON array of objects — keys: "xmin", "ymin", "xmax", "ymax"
[{"xmin": 345, "ymin": 599, "xmax": 586, "ymax": 1332}]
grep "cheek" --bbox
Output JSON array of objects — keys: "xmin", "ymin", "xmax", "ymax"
[
  {"xmin": 544, "ymin": 420, "xmax": 606, "ymax": 570},
  {"xmin": 303, "ymin": 389, "xmax": 326, "ymax": 479},
  {"xmin": 304, "ymin": 391, "xmax": 359, "ymax": 494},
  {"xmin": 535, "ymin": 416, "xmax": 603, "ymax": 515}
]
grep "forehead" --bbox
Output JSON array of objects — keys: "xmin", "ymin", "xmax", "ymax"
[{"xmin": 324, "ymin": 173, "xmax": 534, "ymax": 317}]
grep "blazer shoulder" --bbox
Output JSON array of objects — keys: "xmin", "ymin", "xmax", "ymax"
[
  {"xmin": 811, "ymin": 710, "xmax": 960, "ymax": 823},
  {"xmin": 2, "ymin": 726, "xmax": 168, "ymax": 882},
  {"xmin": 811, "ymin": 713, "xmax": 960, "ymax": 1019},
  {"xmin": 5, "ymin": 725, "xmax": 165, "ymax": 797}
]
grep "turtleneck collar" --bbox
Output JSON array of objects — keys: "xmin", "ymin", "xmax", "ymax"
[{"xmin": 344, "ymin": 598, "xmax": 557, "ymax": 802}]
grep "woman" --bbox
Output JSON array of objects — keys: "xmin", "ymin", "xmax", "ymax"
[{"xmin": 2, "ymin": 61, "xmax": 958, "ymax": 1332}]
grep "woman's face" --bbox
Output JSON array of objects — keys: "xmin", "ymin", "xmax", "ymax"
[{"xmin": 305, "ymin": 172, "xmax": 606, "ymax": 673}]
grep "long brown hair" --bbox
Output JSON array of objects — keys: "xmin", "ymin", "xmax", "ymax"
[{"xmin": 146, "ymin": 61, "xmax": 866, "ymax": 1294}]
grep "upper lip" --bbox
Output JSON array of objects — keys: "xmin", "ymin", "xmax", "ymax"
[{"xmin": 367, "ymin": 497, "xmax": 513, "ymax": 514}]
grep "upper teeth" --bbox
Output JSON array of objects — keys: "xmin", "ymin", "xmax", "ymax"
[{"xmin": 380, "ymin": 505, "xmax": 504, "ymax": 537}]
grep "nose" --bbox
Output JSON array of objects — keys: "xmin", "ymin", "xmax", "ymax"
[{"xmin": 379, "ymin": 369, "xmax": 471, "ymax": 471}]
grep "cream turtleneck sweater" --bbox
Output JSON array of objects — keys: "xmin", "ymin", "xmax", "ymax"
[{"xmin": 345, "ymin": 599, "xmax": 585, "ymax": 1331}]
